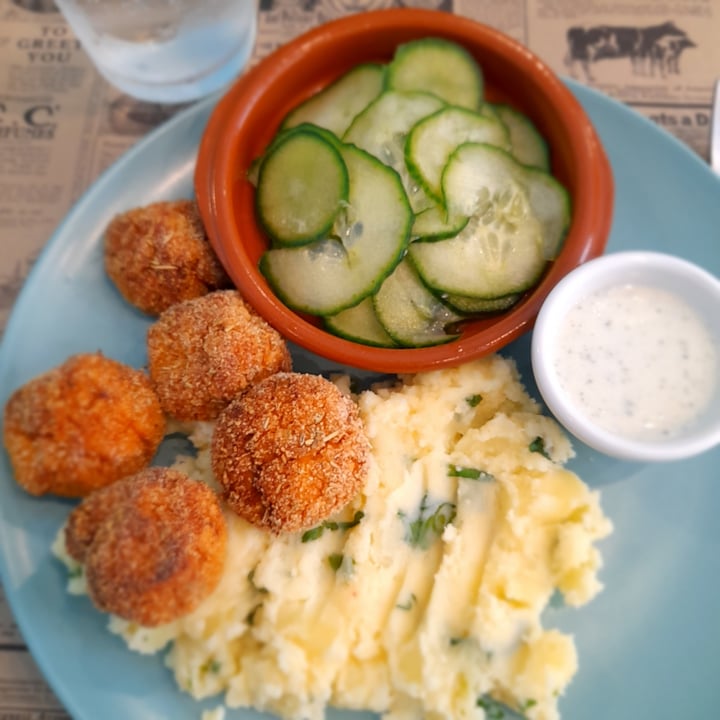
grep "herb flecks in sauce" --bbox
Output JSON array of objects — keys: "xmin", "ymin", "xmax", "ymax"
[{"xmin": 553, "ymin": 283, "xmax": 717, "ymax": 440}]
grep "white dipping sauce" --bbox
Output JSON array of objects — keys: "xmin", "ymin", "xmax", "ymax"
[{"xmin": 554, "ymin": 283, "xmax": 718, "ymax": 441}]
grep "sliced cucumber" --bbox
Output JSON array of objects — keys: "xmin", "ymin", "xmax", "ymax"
[
  {"xmin": 281, "ymin": 63, "xmax": 386, "ymax": 137},
  {"xmin": 260, "ymin": 143, "xmax": 412, "ymax": 315},
  {"xmin": 409, "ymin": 216, "xmax": 546, "ymax": 299},
  {"xmin": 444, "ymin": 292, "xmax": 522, "ymax": 315},
  {"xmin": 343, "ymin": 90, "xmax": 445, "ymax": 213},
  {"xmin": 324, "ymin": 297, "xmax": 397, "ymax": 347},
  {"xmin": 387, "ymin": 37, "xmax": 483, "ymax": 110},
  {"xmin": 525, "ymin": 166, "xmax": 571, "ymax": 259},
  {"xmin": 247, "ymin": 155, "xmax": 262, "ymax": 186},
  {"xmin": 494, "ymin": 104, "xmax": 550, "ymax": 171},
  {"xmin": 256, "ymin": 130, "xmax": 349, "ymax": 246},
  {"xmin": 248, "ymin": 122, "xmax": 342, "ymax": 187},
  {"xmin": 374, "ymin": 258, "xmax": 462, "ymax": 347},
  {"xmin": 409, "ymin": 142, "xmax": 566, "ymax": 298},
  {"xmin": 249, "ymin": 43, "xmax": 572, "ymax": 348},
  {"xmin": 411, "ymin": 203, "xmax": 469, "ymax": 241},
  {"xmin": 478, "ymin": 102, "xmax": 502, "ymax": 122},
  {"xmin": 443, "ymin": 142, "xmax": 568, "ymax": 250},
  {"xmin": 405, "ymin": 105, "xmax": 511, "ymax": 203}
]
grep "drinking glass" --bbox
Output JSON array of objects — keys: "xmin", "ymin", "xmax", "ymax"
[{"xmin": 54, "ymin": 0, "xmax": 259, "ymax": 103}]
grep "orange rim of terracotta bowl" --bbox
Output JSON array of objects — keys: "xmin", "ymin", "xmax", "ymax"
[{"xmin": 195, "ymin": 8, "xmax": 614, "ymax": 374}]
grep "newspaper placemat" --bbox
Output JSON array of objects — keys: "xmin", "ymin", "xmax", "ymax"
[{"xmin": 0, "ymin": 0, "xmax": 717, "ymax": 714}]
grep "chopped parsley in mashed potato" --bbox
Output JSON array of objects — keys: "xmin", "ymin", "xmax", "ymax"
[{"xmin": 54, "ymin": 355, "xmax": 612, "ymax": 720}]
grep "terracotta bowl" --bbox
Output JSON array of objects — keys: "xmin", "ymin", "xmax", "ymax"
[{"xmin": 195, "ymin": 8, "xmax": 614, "ymax": 374}]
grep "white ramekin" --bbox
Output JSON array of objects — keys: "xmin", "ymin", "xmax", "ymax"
[{"xmin": 531, "ymin": 251, "xmax": 720, "ymax": 461}]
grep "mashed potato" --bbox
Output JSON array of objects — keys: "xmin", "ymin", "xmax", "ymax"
[{"xmin": 54, "ymin": 355, "xmax": 612, "ymax": 720}]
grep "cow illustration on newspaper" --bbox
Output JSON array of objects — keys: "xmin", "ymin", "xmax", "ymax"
[{"xmin": 565, "ymin": 21, "xmax": 696, "ymax": 82}]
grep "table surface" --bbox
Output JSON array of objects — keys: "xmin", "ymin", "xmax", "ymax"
[{"xmin": 0, "ymin": 0, "xmax": 718, "ymax": 716}]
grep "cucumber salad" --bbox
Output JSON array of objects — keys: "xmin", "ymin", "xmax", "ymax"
[{"xmin": 250, "ymin": 38, "xmax": 571, "ymax": 348}]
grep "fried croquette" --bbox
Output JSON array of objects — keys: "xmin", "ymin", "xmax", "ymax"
[
  {"xmin": 64, "ymin": 478, "xmax": 136, "ymax": 563},
  {"xmin": 211, "ymin": 372, "xmax": 370, "ymax": 534},
  {"xmin": 147, "ymin": 290, "xmax": 292, "ymax": 421},
  {"xmin": 68, "ymin": 467, "xmax": 227, "ymax": 626},
  {"xmin": 104, "ymin": 199, "xmax": 232, "ymax": 315},
  {"xmin": 2, "ymin": 353, "xmax": 166, "ymax": 498}
]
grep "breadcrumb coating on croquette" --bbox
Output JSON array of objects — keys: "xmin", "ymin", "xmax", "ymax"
[
  {"xmin": 76, "ymin": 467, "xmax": 227, "ymax": 627},
  {"xmin": 104, "ymin": 199, "xmax": 232, "ymax": 315},
  {"xmin": 147, "ymin": 290, "xmax": 292, "ymax": 421},
  {"xmin": 2, "ymin": 353, "xmax": 166, "ymax": 498},
  {"xmin": 211, "ymin": 372, "xmax": 370, "ymax": 534},
  {"xmin": 65, "ymin": 479, "xmax": 137, "ymax": 563}
]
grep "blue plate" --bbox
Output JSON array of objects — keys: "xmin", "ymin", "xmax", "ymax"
[{"xmin": 1, "ymin": 80, "xmax": 719, "ymax": 720}]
